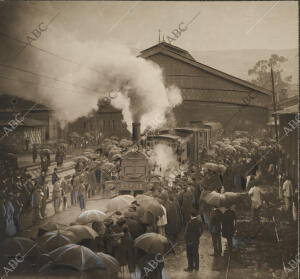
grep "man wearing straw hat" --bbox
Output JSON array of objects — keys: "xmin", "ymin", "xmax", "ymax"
[{"xmin": 248, "ymin": 178, "xmax": 264, "ymax": 224}]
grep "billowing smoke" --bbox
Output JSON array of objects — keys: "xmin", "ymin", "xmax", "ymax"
[
  {"xmin": 0, "ymin": 3, "xmax": 182, "ymax": 132},
  {"xmin": 149, "ymin": 143, "xmax": 179, "ymax": 177},
  {"xmin": 76, "ymin": 42, "xmax": 182, "ymax": 131}
]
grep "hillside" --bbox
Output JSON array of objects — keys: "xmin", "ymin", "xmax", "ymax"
[{"xmin": 189, "ymin": 48, "xmax": 298, "ymax": 90}]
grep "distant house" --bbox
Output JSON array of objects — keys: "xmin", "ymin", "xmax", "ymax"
[
  {"xmin": 273, "ymin": 95, "xmax": 299, "ymax": 183},
  {"xmin": 0, "ymin": 95, "xmax": 59, "ymax": 151},
  {"xmin": 67, "ymin": 103, "xmax": 130, "ymax": 141}
]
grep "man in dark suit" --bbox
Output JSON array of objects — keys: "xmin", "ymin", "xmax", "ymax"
[
  {"xmin": 210, "ymin": 207, "xmax": 223, "ymax": 256},
  {"xmin": 184, "ymin": 210, "xmax": 203, "ymax": 272},
  {"xmin": 222, "ymin": 206, "xmax": 236, "ymax": 254}
]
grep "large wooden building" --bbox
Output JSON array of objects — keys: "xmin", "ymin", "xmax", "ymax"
[{"xmin": 139, "ymin": 42, "xmax": 272, "ymax": 131}]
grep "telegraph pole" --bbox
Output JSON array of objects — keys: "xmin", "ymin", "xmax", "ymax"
[{"xmin": 271, "ymin": 66, "xmax": 279, "ymax": 143}]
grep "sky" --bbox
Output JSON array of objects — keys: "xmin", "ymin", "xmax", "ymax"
[
  {"xmin": 0, "ymin": 1, "xmax": 297, "ymax": 54},
  {"xmin": 0, "ymin": 1, "xmax": 297, "ymax": 123}
]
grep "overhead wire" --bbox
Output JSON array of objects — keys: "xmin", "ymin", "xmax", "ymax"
[{"xmin": 0, "ymin": 62, "xmax": 103, "ymax": 96}]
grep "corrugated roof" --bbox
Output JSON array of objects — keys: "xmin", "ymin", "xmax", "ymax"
[
  {"xmin": 0, "ymin": 118, "xmax": 47, "ymax": 127},
  {"xmin": 273, "ymin": 104, "xmax": 299, "ymax": 115},
  {"xmin": 148, "ymin": 134, "xmax": 181, "ymax": 141},
  {"xmin": 139, "ymin": 42, "xmax": 272, "ymax": 96}
]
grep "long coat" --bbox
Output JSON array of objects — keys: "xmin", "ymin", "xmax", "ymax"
[
  {"xmin": 181, "ymin": 190, "xmax": 194, "ymax": 223},
  {"xmin": 222, "ymin": 209, "xmax": 236, "ymax": 238},
  {"xmin": 5, "ymin": 200, "xmax": 17, "ymax": 237}
]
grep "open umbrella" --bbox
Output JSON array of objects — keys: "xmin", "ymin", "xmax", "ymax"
[
  {"xmin": 120, "ymin": 139, "xmax": 132, "ymax": 148},
  {"xmin": 223, "ymin": 145, "xmax": 236, "ymax": 153},
  {"xmin": 221, "ymin": 192, "xmax": 249, "ymax": 208},
  {"xmin": 70, "ymin": 132, "xmax": 80, "ymax": 138},
  {"xmin": 251, "ymin": 141, "xmax": 259, "ymax": 147},
  {"xmin": 48, "ymin": 244, "xmax": 105, "ymax": 271},
  {"xmin": 201, "ymin": 190, "xmax": 248, "ymax": 208},
  {"xmin": 140, "ymin": 199, "xmax": 164, "ymax": 218},
  {"xmin": 119, "ymin": 194, "xmax": 135, "ymax": 203},
  {"xmin": 101, "ymin": 162, "xmax": 115, "ymax": 171},
  {"xmin": 0, "ymin": 237, "xmax": 39, "ymax": 258},
  {"xmin": 103, "ymin": 138, "xmax": 112, "ymax": 144},
  {"xmin": 203, "ymin": 162, "xmax": 219, "ymax": 172},
  {"xmin": 111, "ymin": 153, "xmax": 122, "ymax": 161},
  {"xmin": 96, "ymin": 253, "xmax": 120, "ymax": 273},
  {"xmin": 234, "ymin": 145, "xmax": 248, "ymax": 154},
  {"xmin": 77, "ymin": 210, "xmax": 107, "ymax": 225},
  {"xmin": 218, "ymin": 164, "xmax": 227, "ymax": 174},
  {"xmin": 136, "ymin": 194, "xmax": 157, "ymax": 204},
  {"xmin": 106, "ymin": 195, "xmax": 135, "ymax": 212},
  {"xmin": 134, "ymin": 233, "xmax": 171, "ymax": 254},
  {"xmin": 38, "ymin": 222, "xmax": 68, "ymax": 237},
  {"xmin": 66, "ymin": 225, "xmax": 98, "ymax": 240},
  {"xmin": 76, "ymin": 156, "xmax": 89, "ymax": 162},
  {"xmin": 38, "ymin": 231, "xmax": 74, "ymax": 253},
  {"xmin": 201, "ymin": 191, "xmax": 225, "ymax": 207}
]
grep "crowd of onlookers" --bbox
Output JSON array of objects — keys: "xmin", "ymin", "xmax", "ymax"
[
  {"xmin": 0, "ymin": 131, "xmax": 297, "ymax": 279},
  {"xmin": 0, "ymin": 150, "xmax": 104, "ymax": 240}
]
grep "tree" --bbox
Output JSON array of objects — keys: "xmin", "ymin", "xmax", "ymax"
[{"xmin": 248, "ymin": 54, "xmax": 292, "ymax": 102}]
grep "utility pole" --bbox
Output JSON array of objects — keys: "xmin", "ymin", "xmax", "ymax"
[
  {"xmin": 271, "ymin": 66, "xmax": 279, "ymax": 143},
  {"xmin": 271, "ymin": 66, "xmax": 282, "ymax": 199}
]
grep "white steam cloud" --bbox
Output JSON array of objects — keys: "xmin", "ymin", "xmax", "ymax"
[
  {"xmin": 0, "ymin": 5, "xmax": 182, "ymax": 133},
  {"xmin": 149, "ymin": 143, "xmax": 179, "ymax": 177},
  {"xmin": 72, "ymin": 42, "xmax": 182, "ymax": 131}
]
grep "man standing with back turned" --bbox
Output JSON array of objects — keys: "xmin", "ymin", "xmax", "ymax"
[{"xmin": 184, "ymin": 210, "xmax": 203, "ymax": 272}]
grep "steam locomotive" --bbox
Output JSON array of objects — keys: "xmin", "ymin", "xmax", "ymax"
[
  {"xmin": 106, "ymin": 123, "xmax": 153, "ymax": 196},
  {"xmin": 106, "ymin": 121, "xmax": 216, "ymax": 195},
  {"xmin": 146, "ymin": 126, "xmax": 212, "ymax": 163}
]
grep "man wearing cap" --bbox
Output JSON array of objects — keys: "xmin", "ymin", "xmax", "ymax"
[{"xmin": 222, "ymin": 206, "xmax": 236, "ymax": 254}]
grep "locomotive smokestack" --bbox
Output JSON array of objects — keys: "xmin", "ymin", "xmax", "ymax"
[{"xmin": 132, "ymin": 122, "xmax": 141, "ymax": 143}]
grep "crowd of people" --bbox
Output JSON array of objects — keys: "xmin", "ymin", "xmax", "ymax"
[{"xmin": 0, "ymin": 130, "xmax": 298, "ymax": 278}]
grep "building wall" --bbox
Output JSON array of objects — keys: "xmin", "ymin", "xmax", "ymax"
[
  {"xmin": 145, "ymin": 53, "xmax": 271, "ymax": 129},
  {"xmin": 174, "ymin": 101, "xmax": 268, "ymax": 130},
  {"xmin": 68, "ymin": 109, "xmax": 130, "ymax": 140},
  {"xmin": 278, "ymin": 114, "xmax": 298, "ymax": 183},
  {"xmin": 26, "ymin": 110, "xmax": 57, "ymax": 140}
]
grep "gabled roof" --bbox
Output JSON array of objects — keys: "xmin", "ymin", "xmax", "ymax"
[
  {"xmin": 141, "ymin": 42, "xmax": 196, "ymax": 61},
  {"xmin": 0, "ymin": 94, "xmax": 50, "ymax": 110},
  {"xmin": 139, "ymin": 42, "xmax": 272, "ymax": 96}
]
